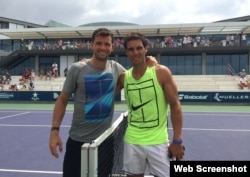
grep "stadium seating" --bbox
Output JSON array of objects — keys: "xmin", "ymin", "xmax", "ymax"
[
  {"xmin": 119, "ymin": 75, "xmax": 248, "ymax": 101},
  {"xmin": 7, "ymin": 75, "xmax": 247, "ymax": 92},
  {"xmin": 173, "ymin": 75, "xmax": 244, "ymax": 91},
  {"xmin": 7, "ymin": 76, "xmax": 65, "ymax": 91}
]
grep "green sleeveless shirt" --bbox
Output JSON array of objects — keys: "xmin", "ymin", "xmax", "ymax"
[{"xmin": 124, "ymin": 66, "xmax": 169, "ymax": 145}]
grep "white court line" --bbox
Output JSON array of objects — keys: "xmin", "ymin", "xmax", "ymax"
[
  {"xmin": 182, "ymin": 128, "xmax": 250, "ymax": 132},
  {"xmin": 0, "ymin": 110, "xmax": 73, "ymax": 113},
  {"xmin": 0, "ymin": 112, "xmax": 30, "ymax": 120},
  {"xmin": 184, "ymin": 113, "xmax": 250, "ymax": 116},
  {"xmin": 0, "ymin": 125, "xmax": 248, "ymax": 131},
  {"xmin": 0, "ymin": 169, "xmax": 154, "ymax": 177},
  {"xmin": 0, "ymin": 168, "xmax": 62, "ymax": 174},
  {"xmin": 0, "ymin": 124, "xmax": 70, "ymax": 127},
  {"xmin": 168, "ymin": 127, "xmax": 250, "ymax": 132},
  {"xmin": 0, "ymin": 169, "xmax": 153, "ymax": 176}
]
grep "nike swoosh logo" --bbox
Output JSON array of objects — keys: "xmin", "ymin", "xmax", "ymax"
[{"xmin": 131, "ymin": 100, "xmax": 152, "ymax": 111}]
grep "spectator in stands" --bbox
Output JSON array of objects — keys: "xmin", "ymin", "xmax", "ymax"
[
  {"xmin": 26, "ymin": 40, "xmax": 34, "ymax": 50},
  {"xmin": 226, "ymin": 34, "xmax": 230, "ymax": 46},
  {"xmin": 238, "ymin": 69, "xmax": 246, "ymax": 78},
  {"xmin": 0, "ymin": 74, "xmax": 4, "ymax": 82},
  {"xmin": 57, "ymin": 39, "xmax": 63, "ymax": 49},
  {"xmin": 235, "ymin": 34, "xmax": 240, "ymax": 46},
  {"xmin": 30, "ymin": 69, "xmax": 36, "ymax": 81},
  {"xmin": 39, "ymin": 69, "xmax": 45, "ymax": 80},
  {"xmin": 45, "ymin": 70, "xmax": 52, "ymax": 80},
  {"xmin": 0, "ymin": 83, "xmax": 3, "ymax": 91},
  {"xmin": 19, "ymin": 76, "xmax": 25, "ymax": 85},
  {"xmin": 241, "ymin": 33, "xmax": 247, "ymax": 46},
  {"xmin": 20, "ymin": 38, "xmax": 25, "ymax": 50},
  {"xmin": 116, "ymin": 38, "xmax": 121, "ymax": 48},
  {"xmin": 23, "ymin": 68, "xmax": 30, "ymax": 83},
  {"xmin": 29, "ymin": 81, "xmax": 35, "ymax": 90},
  {"xmin": 9, "ymin": 84, "xmax": 18, "ymax": 91},
  {"xmin": 64, "ymin": 68, "xmax": 68, "ymax": 77},
  {"xmin": 238, "ymin": 75, "xmax": 248, "ymax": 89},
  {"xmin": 52, "ymin": 62, "xmax": 58, "ymax": 78},
  {"xmin": 183, "ymin": 35, "xmax": 188, "ymax": 47},
  {"xmin": 0, "ymin": 75, "xmax": 4, "ymax": 91},
  {"xmin": 4, "ymin": 72, "xmax": 12, "ymax": 85},
  {"xmin": 20, "ymin": 84, "xmax": 28, "ymax": 91}
]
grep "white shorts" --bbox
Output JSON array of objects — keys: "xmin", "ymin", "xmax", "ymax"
[{"xmin": 123, "ymin": 142, "xmax": 170, "ymax": 177}]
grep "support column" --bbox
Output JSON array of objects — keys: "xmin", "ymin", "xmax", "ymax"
[
  {"xmin": 248, "ymin": 52, "xmax": 250, "ymax": 73},
  {"xmin": 157, "ymin": 53, "xmax": 161, "ymax": 64},
  {"xmin": 202, "ymin": 53, "xmax": 206, "ymax": 75},
  {"xmin": 35, "ymin": 55, "xmax": 39, "ymax": 75}
]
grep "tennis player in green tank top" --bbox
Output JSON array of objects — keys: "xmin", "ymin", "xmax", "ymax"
[{"xmin": 116, "ymin": 32, "xmax": 185, "ymax": 177}]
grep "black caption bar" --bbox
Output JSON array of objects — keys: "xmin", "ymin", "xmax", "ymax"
[{"xmin": 170, "ymin": 161, "xmax": 250, "ymax": 177}]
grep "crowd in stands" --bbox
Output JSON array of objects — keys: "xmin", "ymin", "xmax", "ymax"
[
  {"xmin": 17, "ymin": 33, "xmax": 249, "ymax": 51},
  {"xmin": 1, "ymin": 61, "xmax": 249, "ymax": 91},
  {"xmin": 0, "ymin": 61, "xmax": 60, "ymax": 91},
  {"xmin": 39, "ymin": 62, "xmax": 58, "ymax": 81},
  {"xmin": 0, "ymin": 71, "xmax": 28, "ymax": 91},
  {"xmin": 0, "ymin": 71, "xmax": 13, "ymax": 91},
  {"xmin": 18, "ymin": 68, "xmax": 35, "ymax": 90}
]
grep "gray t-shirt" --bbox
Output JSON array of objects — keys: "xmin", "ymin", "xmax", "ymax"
[{"xmin": 62, "ymin": 59, "xmax": 126, "ymax": 142}]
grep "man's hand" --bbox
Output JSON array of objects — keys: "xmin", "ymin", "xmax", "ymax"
[
  {"xmin": 146, "ymin": 56, "xmax": 158, "ymax": 66},
  {"xmin": 168, "ymin": 143, "xmax": 185, "ymax": 160},
  {"xmin": 49, "ymin": 131, "xmax": 63, "ymax": 158}
]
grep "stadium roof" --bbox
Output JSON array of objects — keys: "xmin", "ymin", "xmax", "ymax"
[
  {"xmin": 1, "ymin": 21, "xmax": 250, "ymax": 40},
  {"xmin": 79, "ymin": 21, "xmax": 138, "ymax": 27},
  {"xmin": 215, "ymin": 15, "xmax": 250, "ymax": 22},
  {"xmin": 45, "ymin": 20, "xmax": 72, "ymax": 27},
  {"xmin": 0, "ymin": 17, "xmax": 47, "ymax": 28}
]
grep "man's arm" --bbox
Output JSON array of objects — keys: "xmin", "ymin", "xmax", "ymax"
[
  {"xmin": 115, "ymin": 72, "xmax": 125, "ymax": 95},
  {"xmin": 156, "ymin": 65, "xmax": 184, "ymax": 160},
  {"xmin": 49, "ymin": 92, "xmax": 70, "ymax": 158}
]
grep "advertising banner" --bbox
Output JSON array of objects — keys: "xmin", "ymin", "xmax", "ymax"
[
  {"xmin": 178, "ymin": 92, "xmax": 250, "ymax": 103},
  {"xmin": 0, "ymin": 91, "xmax": 249, "ymax": 103}
]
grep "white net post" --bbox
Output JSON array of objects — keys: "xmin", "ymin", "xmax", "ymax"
[
  {"xmin": 81, "ymin": 143, "xmax": 90, "ymax": 177},
  {"xmin": 89, "ymin": 144, "xmax": 98, "ymax": 177}
]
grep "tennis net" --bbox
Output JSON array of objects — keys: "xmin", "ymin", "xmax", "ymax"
[{"xmin": 81, "ymin": 111, "xmax": 128, "ymax": 177}]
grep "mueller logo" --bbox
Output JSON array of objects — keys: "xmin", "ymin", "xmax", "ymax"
[
  {"xmin": 214, "ymin": 93, "xmax": 221, "ymax": 101},
  {"xmin": 214, "ymin": 93, "xmax": 249, "ymax": 102},
  {"xmin": 178, "ymin": 94, "xmax": 208, "ymax": 100}
]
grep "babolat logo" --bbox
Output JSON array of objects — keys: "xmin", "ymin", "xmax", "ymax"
[
  {"xmin": 178, "ymin": 94, "xmax": 208, "ymax": 100},
  {"xmin": 214, "ymin": 93, "xmax": 249, "ymax": 102}
]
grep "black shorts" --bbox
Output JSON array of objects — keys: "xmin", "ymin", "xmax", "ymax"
[{"xmin": 63, "ymin": 137, "xmax": 84, "ymax": 177}]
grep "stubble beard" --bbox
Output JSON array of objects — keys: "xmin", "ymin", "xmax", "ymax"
[{"xmin": 95, "ymin": 51, "xmax": 110, "ymax": 61}]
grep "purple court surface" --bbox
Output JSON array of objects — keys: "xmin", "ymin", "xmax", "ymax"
[{"xmin": 0, "ymin": 109, "xmax": 249, "ymax": 177}]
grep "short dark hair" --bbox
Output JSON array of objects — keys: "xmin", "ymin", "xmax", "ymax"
[
  {"xmin": 91, "ymin": 28, "xmax": 114, "ymax": 43},
  {"xmin": 124, "ymin": 32, "xmax": 149, "ymax": 49}
]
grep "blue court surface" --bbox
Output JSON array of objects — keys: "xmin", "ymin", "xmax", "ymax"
[{"xmin": 0, "ymin": 106, "xmax": 250, "ymax": 177}]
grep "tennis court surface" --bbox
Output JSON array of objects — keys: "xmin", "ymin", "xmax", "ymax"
[{"xmin": 0, "ymin": 103, "xmax": 249, "ymax": 177}]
